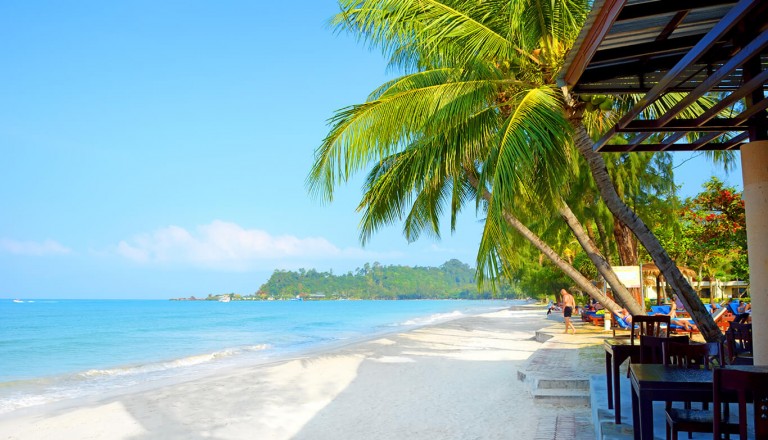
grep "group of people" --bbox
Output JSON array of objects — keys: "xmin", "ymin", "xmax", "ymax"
[
  {"xmin": 616, "ymin": 294, "xmax": 697, "ymax": 330},
  {"xmin": 554, "ymin": 289, "xmax": 754, "ymax": 335},
  {"xmin": 559, "ymin": 290, "xmax": 705, "ymax": 333},
  {"xmin": 552, "ymin": 289, "xmax": 759, "ymax": 333}
]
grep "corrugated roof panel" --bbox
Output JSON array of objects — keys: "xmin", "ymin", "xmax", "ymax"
[{"xmin": 558, "ymin": 0, "xmax": 767, "ymax": 151}]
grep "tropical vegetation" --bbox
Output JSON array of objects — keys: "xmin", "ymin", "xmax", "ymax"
[
  {"xmin": 309, "ymin": 0, "xmax": 737, "ymax": 342},
  {"xmin": 255, "ymin": 259, "xmax": 516, "ymax": 300}
]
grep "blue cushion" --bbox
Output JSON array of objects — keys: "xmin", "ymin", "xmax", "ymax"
[{"xmin": 613, "ymin": 314, "xmax": 631, "ymax": 329}]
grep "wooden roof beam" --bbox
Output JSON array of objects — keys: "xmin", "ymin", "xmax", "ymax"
[
  {"xmin": 626, "ymin": 95, "xmax": 768, "ymax": 148},
  {"xmin": 655, "ymin": 29, "xmax": 768, "ymax": 126},
  {"xmin": 593, "ymin": 0, "xmax": 760, "ymax": 150},
  {"xmin": 619, "ymin": 118, "xmax": 752, "ymax": 131},
  {"xmin": 562, "ymin": 0, "xmax": 626, "ymax": 88},
  {"xmin": 690, "ymin": 131, "xmax": 749, "ymax": 150},
  {"xmin": 600, "ymin": 132, "xmax": 749, "ymax": 152},
  {"xmin": 616, "ymin": 0, "xmax": 737, "ymax": 22},
  {"xmin": 693, "ymin": 69, "xmax": 768, "ymax": 125}
]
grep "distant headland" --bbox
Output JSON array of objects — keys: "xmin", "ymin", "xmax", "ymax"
[{"xmin": 170, "ymin": 259, "xmax": 518, "ymax": 301}]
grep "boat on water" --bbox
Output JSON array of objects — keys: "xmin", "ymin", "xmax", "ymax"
[
  {"xmin": 218, "ymin": 296, "xmax": 231, "ymax": 303},
  {"xmin": 12, "ymin": 299, "xmax": 23, "ymax": 303}
]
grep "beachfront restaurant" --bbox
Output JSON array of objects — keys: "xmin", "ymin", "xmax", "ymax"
[{"xmin": 560, "ymin": 0, "xmax": 767, "ymax": 438}]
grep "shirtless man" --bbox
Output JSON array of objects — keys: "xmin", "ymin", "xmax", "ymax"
[{"xmin": 561, "ymin": 289, "xmax": 576, "ymax": 334}]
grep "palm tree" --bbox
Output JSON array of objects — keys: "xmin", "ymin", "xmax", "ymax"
[
  {"xmin": 357, "ymin": 143, "xmax": 626, "ymax": 313},
  {"xmin": 311, "ymin": 0, "xmax": 720, "ymax": 341}
]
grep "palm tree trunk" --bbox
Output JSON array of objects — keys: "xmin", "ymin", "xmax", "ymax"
[
  {"xmin": 571, "ymin": 122, "xmax": 721, "ymax": 343},
  {"xmin": 559, "ymin": 203, "xmax": 644, "ymax": 315},
  {"xmin": 595, "ymin": 218, "xmax": 613, "ymax": 262},
  {"xmin": 500, "ymin": 208, "xmax": 623, "ymax": 314},
  {"xmin": 613, "ymin": 217, "xmax": 637, "ymax": 266},
  {"xmin": 465, "ymin": 170, "xmax": 623, "ymax": 314}
]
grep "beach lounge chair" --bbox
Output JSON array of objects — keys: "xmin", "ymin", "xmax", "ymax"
[
  {"xmin": 610, "ymin": 312, "xmax": 632, "ymax": 337},
  {"xmin": 725, "ymin": 300, "xmax": 741, "ymax": 321},
  {"xmin": 668, "ymin": 320, "xmax": 699, "ymax": 336},
  {"xmin": 648, "ymin": 305, "xmax": 690, "ymax": 335},
  {"xmin": 580, "ymin": 309, "xmax": 604, "ymax": 326},
  {"xmin": 709, "ymin": 303, "xmax": 732, "ymax": 332}
]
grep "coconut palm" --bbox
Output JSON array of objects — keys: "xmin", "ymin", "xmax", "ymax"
[
  {"xmin": 356, "ymin": 139, "xmax": 626, "ymax": 313},
  {"xmin": 313, "ymin": 0, "xmax": 644, "ymax": 312},
  {"xmin": 311, "ymin": 0, "xmax": 720, "ymax": 341}
]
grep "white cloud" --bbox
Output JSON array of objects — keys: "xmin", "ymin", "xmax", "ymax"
[
  {"xmin": 116, "ymin": 220, "xmax": 385, "ymax": 271},
  {"xmin": 0, "ymin": 238, "xmax": 72, "ymax": 256},
  {"xmin": 428, "ymin": 244, "xmax": 458, "ymax": 253}
]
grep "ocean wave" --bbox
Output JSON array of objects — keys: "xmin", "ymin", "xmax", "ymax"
[
  {"xmin": 397, "ymin": 310, "xmax": 465, "ymax": 326},
  {"xmin": 79, "ymin": 344, "xmax": 271, "ymax": 378},
  {"xmin": 0, "ymin": 344, "xmax": 271, "ymax": 415}
]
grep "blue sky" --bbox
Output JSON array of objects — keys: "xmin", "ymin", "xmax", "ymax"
[{"xmin": 1, "ymin": 2, "xmax": 743, "ymax": 299}]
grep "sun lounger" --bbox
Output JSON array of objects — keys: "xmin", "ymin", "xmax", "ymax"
[
  {"xmin": 610, "ymin": 312, "xmax": 633, "ymax": 337},
  {"xmin": 581, "ymin": 311, "xmax": 604, "ymax": 326}
]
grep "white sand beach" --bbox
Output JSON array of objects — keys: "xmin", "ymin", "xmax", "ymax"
[{"xmin": 0, "ymin": 308, "xmax": 587, "ymax": 440}]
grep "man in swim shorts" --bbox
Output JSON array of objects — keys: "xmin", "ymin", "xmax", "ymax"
[{"xmin": 561, "ymin": 288, "xmax": 576, "ymax": 334}]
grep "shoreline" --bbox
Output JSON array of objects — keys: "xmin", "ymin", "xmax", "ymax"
[
  {"xmin": 1, "ymin": 300, "xmax": 522, "ymax": 413},
  {"xmin": 0, "ymin": 305, "xmax": 574, "ymax": 440}
]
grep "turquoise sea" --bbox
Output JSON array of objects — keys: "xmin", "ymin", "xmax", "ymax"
[{"xmin": 0, "ymin": 299, "xmax": 521, "ymax": 414}]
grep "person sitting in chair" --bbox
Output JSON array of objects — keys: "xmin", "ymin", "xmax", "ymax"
[
  {"xmin": 734, "ymin": 300, "xmax": 751, "ymax": 323},
  {"xmin": 662, "ymin": 295, "xmax": 697, "ymax": 331},
  {"xmin": 617, "ymin": 308, "xmax": 633, "ymax": 327}
]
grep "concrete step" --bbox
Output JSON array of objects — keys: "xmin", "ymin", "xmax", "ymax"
[
  {"xmin": 598, "ymin": 420, "xmax": 634, "ymax": 440},
  {"xmin": 534, "ymin": 330, "xmax": 554, "ymax": 343},
  {"xmin": 531, "ymin": 388, "xmax": 590, "ymax": 405},
  {"xmin": 536, "ymin": 378, "xmax": 590, "ymax": 390}
]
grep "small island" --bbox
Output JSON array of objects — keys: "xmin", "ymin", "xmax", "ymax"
[{"xmin": 170, "ymin": 259, "xmax": 518, "ymax": 301}]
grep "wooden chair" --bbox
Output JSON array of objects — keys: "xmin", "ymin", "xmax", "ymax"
[
  {"xmin": 623, "ymin": 315, "xmax": 673, "ymax": 379},
  {"xmin": 664, "ymin": 342, "xmax": 726, "ymax": 440},
  {"xmin": 630, "ymin": 314, "xmax": 671, "ymax": 345},
  {"xmin": 665, "ymin": 341, "xmax": 724, "ymax": 369},
  {"xmin": 725, "ymin": 323, "xmax": 753, "ymax": 365},
  {"xmin": 714, "ymin": 368, "xmax": 768, "ymax": 440},
  {"xmin": 639, "ymin": 335, "xmax": 688, "ymax": 364}
]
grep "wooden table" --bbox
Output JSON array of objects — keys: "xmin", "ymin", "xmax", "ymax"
[
  {"xmin": 603, "ymin": 338, "xmax": 640, "ymax": 424},
  {"xmin": 628, "ymin": 364, "xmax": 713, "ymax": 440},
  {"xmin": 629, "ymin": 364, "xmax": 768, "ymax": 440}
]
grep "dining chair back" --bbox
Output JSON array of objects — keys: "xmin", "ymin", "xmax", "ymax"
[
  {"xmin": 714, "ymin": 368, "xmax": 768, "ymax": 440},
  {"xmin": 725, "ymin": 323, "xmax": 753, "ymax": 365},
  {"xmin": 639, "ymin": 335, "xmax": 688, "ymax": 364},
  {"xmin": 664, "ymin": 341, "xmax": 724, "ymax": 369},
  {"xmin": 630, "ymin": 314, "xmax": 671, "ymax": 345}
]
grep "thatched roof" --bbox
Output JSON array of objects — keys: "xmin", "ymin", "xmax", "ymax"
[{"xmin": 641, "ymin": 263, "xmax": 697, "ymax": 281}]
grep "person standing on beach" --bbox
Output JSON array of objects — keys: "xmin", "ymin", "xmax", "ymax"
[{"xmin": 561, "ymin": 289, "xmax": 576, "ymax": 334}]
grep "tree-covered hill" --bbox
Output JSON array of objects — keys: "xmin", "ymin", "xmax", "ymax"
[{"xmin": 256, "ymin": 259, "xmax": 518, "ymax": 300}]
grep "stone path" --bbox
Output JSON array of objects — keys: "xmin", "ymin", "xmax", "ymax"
[{"xmin": 518, "ymin": 316, "xmax": 612, "ymax": 440}]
